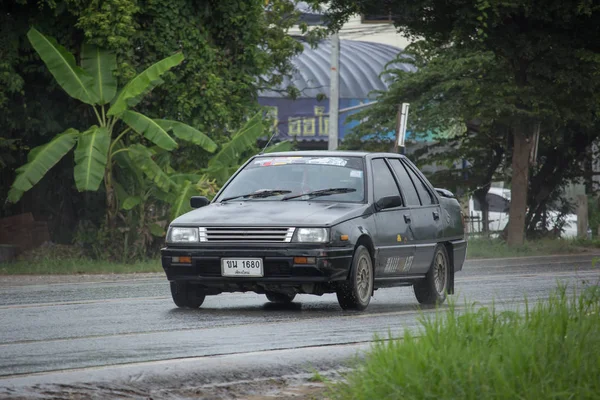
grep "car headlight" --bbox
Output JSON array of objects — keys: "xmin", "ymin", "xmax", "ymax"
[
  {"xmin": 168, "ymin": 227, "xmax": 199, "ymax": 243},
  {"xmin": 294, "ymin": 228, "xmax": 329, "ymax": 243}
]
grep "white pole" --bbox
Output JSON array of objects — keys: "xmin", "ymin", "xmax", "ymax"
[
  {"xmin": 397, "ymin": 103, "xmax": 410, "ymax": 149},
  {"xmin": 328, "ymin": 32, "xmax": 340, "ymax": 150}
]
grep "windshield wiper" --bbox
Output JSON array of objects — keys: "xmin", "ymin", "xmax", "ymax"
[
  {"xmin": 221, "ymin": 189, "xmax": 291, "ymax": 202},
  {"xmin": 281, "ymin": 187, "xmax": 356, "ymax": 201}
]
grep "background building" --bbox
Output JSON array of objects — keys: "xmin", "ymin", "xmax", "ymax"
[
  {"xmin": 258, "ymin": 39, "xmax": 415, "ymax": 149},
  {"xmin": 257, "ymin": 2, "xmax": 416, "ymax": 149}
]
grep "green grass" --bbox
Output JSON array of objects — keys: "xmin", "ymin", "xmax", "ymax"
[
  {"xmin": 328, "ymin": 284, "xmax": 600, "ymax": 400},
  {"xmin": 308, "ymin": 370, "xmax": 329, "ymax": 383},
  {"xmin": 466, "ymin": 237, "xmax": 600, "ymax": 259},
  {"xmin": 0, "ymin": 258, "xmax": 162, "ymax": 275}
]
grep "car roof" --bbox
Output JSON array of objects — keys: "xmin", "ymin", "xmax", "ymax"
[{"xmin": 254, "ymin": 150, "xmax": 407, "ymax": 159}]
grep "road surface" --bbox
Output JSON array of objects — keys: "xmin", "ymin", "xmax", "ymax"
[{"xmin": 0, "ymin": 254, "xmax": 598, "ymax": 397}]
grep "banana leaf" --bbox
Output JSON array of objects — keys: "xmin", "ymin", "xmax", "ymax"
[
  {"xmin": 155, "ymin": 119, "xmax": 217, "ymax": 153},
  {"xmin": 73, "ymin": 126, "xmax": 110, "ymax": 191},
  {"xmin": 122, "ymin": 110, "xmax": 178, "ymax": 151},
  {"xmin": 7, "ymin": 130, "xmax": 78, "ymax": 203},
  {"xmin": 128, "ymin": 144, "xmax": 177, "ymax": 192},
  {"xmin": 170, "ymin": 180, "xmax": 201, "ymax": 220},
  {"xmin": 107, "ymin": 52, "xmax": 184, "ymax": 116},
  {"xmin": 81, "ymin": 43, "xmax": 117, "ymax": 105},
  {"xmin": 208, "ymin": 112, "xmax": 264, "ymax": 168},
  {"xmin": 27, "ymin": 28, "xmax": 97, "ymax": 104}
]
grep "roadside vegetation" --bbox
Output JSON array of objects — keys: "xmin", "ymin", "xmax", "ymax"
[
  {"xmin": 0, "ymin": 259, "xmax": 161, "ymax": 276},
  {"xmin": 466, "ymin": 237, "xmax": 600, "ymax": 259},
  {"xmin": 2, "ymin": 237, "xmax": 599, "ymax": 275},
  {"xmin": 1, "ymin": 0, "xmax": 306, "ymax": 265},
  {"xmin": 328, "ymin": 283, "xmax": 600, "ymax": 400},
  {"xmin": 2, "ymin": 0, "xmax": 600, "ymax": 267}
]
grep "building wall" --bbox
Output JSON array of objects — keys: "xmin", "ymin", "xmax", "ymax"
[{"xmin": 290, "ymin": 14, "xmax": 414, "ymax": 48}]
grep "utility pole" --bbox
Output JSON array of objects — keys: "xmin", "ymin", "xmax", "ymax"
[{"xmin": 328, "ymin": 32, "xmax": 340, "ymax": 150}]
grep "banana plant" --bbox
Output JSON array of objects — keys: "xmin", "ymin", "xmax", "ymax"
[
  {"xmin": 7, "ymin": 28, "xmax": 217, "ymax": 224},
  {"xmin": 113, "ymin": 111, "xmax": 293, "ymax": 234},
  {"xmin": 205, "ymin": 111, "xmax": 295, "ymax": 185}
]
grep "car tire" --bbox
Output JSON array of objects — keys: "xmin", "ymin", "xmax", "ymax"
[
  {"xmin": 265, "ymin": 292, "xmax": 296, "ymax": 303},
  {"xmin": 414, "ymin": 244, "xmax": 451, "ymax": 305},
  {"xmin": 170, "ymin": 282, "xmax": 206, "ymax": 308},
  {"xmin": 336, "ymin": 245, "xmax": 374, "ymax": 311}
]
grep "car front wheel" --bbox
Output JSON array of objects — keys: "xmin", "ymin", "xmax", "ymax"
[
  {"xmin": 170, "ymin": 282, "xmax": 206, "ymax": 308},
  {"xmin": 336, "ymin": 245, "xmax": 374, "ymax": 311},
  {"xmin": 414, "ymin": 244, "xmax": 451, "ymax": 305}
]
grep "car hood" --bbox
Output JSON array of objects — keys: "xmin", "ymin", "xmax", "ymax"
[{"xmin": 171, "ymin": 201, "xmax": 368, "ymax": 227}]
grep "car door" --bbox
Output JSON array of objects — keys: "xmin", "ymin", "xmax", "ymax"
[
  {"xmin": 388, "ymin": 158, "xmax": 441, "ymax": 274},
  {"xmin": 370, "ymin": 158, "xmax": 415, "ymax": 277}
]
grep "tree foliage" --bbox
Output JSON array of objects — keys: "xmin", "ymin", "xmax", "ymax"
[
  {"xmin": 319, "ymin": 0, "xmax": 600, "ymax": 244},
  {"xmin": 1, "ymin": 0, "xmax": 305, "ymax": 251},
  {"xmin": 8, "ymin": 28, "xmax": 217, "ymax": 223}
]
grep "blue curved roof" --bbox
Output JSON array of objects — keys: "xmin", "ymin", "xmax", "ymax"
[{"xmin": 259, "ymin": 39, "xmax": 416, "ymax": 99}]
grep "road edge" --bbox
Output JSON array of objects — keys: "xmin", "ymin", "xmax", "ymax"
[{"xmin": 0, "ymin": 342, "xmax": 371, "ymax": 391}]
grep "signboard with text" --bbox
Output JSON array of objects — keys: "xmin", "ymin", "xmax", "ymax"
[{"xmin": 258, "ymin": 97, "xmax": 373, "ymax": 142}]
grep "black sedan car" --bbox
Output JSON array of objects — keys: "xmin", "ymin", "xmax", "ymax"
[{"xmin": 161, "ymin": 151, "xmax": 467, "ymax": 310}]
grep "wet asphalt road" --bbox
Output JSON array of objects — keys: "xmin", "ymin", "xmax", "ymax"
[{"xmin": 0, "ymin": 254, "xmax": 599, "ymax": 380}]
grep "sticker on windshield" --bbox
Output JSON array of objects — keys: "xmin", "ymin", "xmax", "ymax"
[
  {"xmin": 350, "ymin": 170, "xmax": 363, "ymax": 178},
  {"xmin": 254, "ymin": 156, "xmax": 350, "ymax": 167},
  {"xmin": 273, "ymin": 157, "xmax": 302, "ymax": 165},
  {"xmin": 307, "ymin": 157, "xmax": 348, "ymax": 166},
  {"xmin": 254, "ymin": 157, "xmax": 303, "ymax": 167},
  {"xmin": 254, "ymin": 158, "xmax": 272, "ymax": 166}
]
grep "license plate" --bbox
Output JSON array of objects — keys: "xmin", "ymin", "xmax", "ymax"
[{"xmin": 221, "ymin": 258, "xmax": 264, "ymax": 277}]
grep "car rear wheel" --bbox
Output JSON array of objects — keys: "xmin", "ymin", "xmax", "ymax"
[
  {"xmin": 170, "ymin": 282, "xmax": 206, "ymax": 308},
  {"xmin": 265, "ymin": 292, "xmax": 296, "ymax": 303},
  {"xmin": 336, "ymin": 245, "xmax": 373, "ymax": 311},
  {"xmin": 414, "ymin": 244, "xmax": 450, "ymax": 305}
]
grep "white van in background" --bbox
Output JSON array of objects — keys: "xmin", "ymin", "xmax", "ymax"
[{"xmin": 467, "ymin": 187, "xmax": 578, "ymax": 238}]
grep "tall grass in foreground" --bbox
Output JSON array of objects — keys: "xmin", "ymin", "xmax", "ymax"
[{"xmin": 330, "ymin": 284, "xmax": 600, "ymax": 399}]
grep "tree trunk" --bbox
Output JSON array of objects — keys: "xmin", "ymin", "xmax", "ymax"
[
  {"xmin": 473, "ymin": 186, "xmax": 490, "ymax": 233},
  {"xmin": 583, "ymin": 145, "xmax": 593, "ymax": 194},
  {"xmin": 105, "ymin": 170, "xmax": 117, "ymax": 229},
  {"xmin": 507, "ymin": 128, "xmax": 533, "ymax": 246}
]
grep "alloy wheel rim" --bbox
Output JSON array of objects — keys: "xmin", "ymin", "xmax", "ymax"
[
  {"xmin": 356, "ymin": 255, "xmax": 371, "ymax": 302},
  {"xmin": 433, "ymin": 252, "xmax": 447, "ymax": 295}
]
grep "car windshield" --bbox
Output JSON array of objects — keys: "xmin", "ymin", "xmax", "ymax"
[{"xmin": 217, "ymin": 156, "xmax": 365, "ymax": 203}]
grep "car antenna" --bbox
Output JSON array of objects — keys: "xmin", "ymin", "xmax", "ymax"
[{"xmin": 259, "ymin": 129, "xmax": 278, "ymax": 155}]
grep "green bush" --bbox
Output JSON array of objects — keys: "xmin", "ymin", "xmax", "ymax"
[
  {"xmin": 466, "ymin": 237, "xmax": 598, "ymax": 259},
  {"xmin": 588, "ymin": 195, "xmax": 600, "ymax": 237},
  {"xmin": 330, "ymin": 284, "xmax": 600, "ymax": 399}
]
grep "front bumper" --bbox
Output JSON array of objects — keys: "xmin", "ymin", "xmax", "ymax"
[{"xmin": 161, "ymin": 245, "xmax": 353, "ymax": 285}]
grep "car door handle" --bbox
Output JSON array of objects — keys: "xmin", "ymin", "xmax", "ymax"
[
  {"xmin": 404, "ymin": 214, "xmax": 411, "ymax": 223},
  {"xmin": 433, "ymin": 211, "xmax": 440, "ymax": 220}
]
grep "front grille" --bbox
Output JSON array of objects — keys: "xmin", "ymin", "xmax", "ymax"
[{"xmin": 200, "ymin": 227, "xmax": 295, "ymax": 243}]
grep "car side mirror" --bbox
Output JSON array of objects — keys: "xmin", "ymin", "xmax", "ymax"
[
  {"xmin": 375, "ymin": 195, "xmax": 403, "ymax": 211},
  {"xmin": 190, "ymin": 196, "xmax": 210, "ymax": 209}
]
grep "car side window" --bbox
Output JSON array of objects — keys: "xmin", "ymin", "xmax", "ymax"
[
  {"xmin": 402, "ymin": 160, "xmax": 435, "ymax": 206},
  {"xmin": 387, "ymin": 159, "xmax": 421, "ymax": 206},
  {"xmin": 487, "ymin": 193, "xmax": 510, "ymax": 213},
  {"xmin": 371, "ymin": 158, "xmax": 401, "ymax": 202}
]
